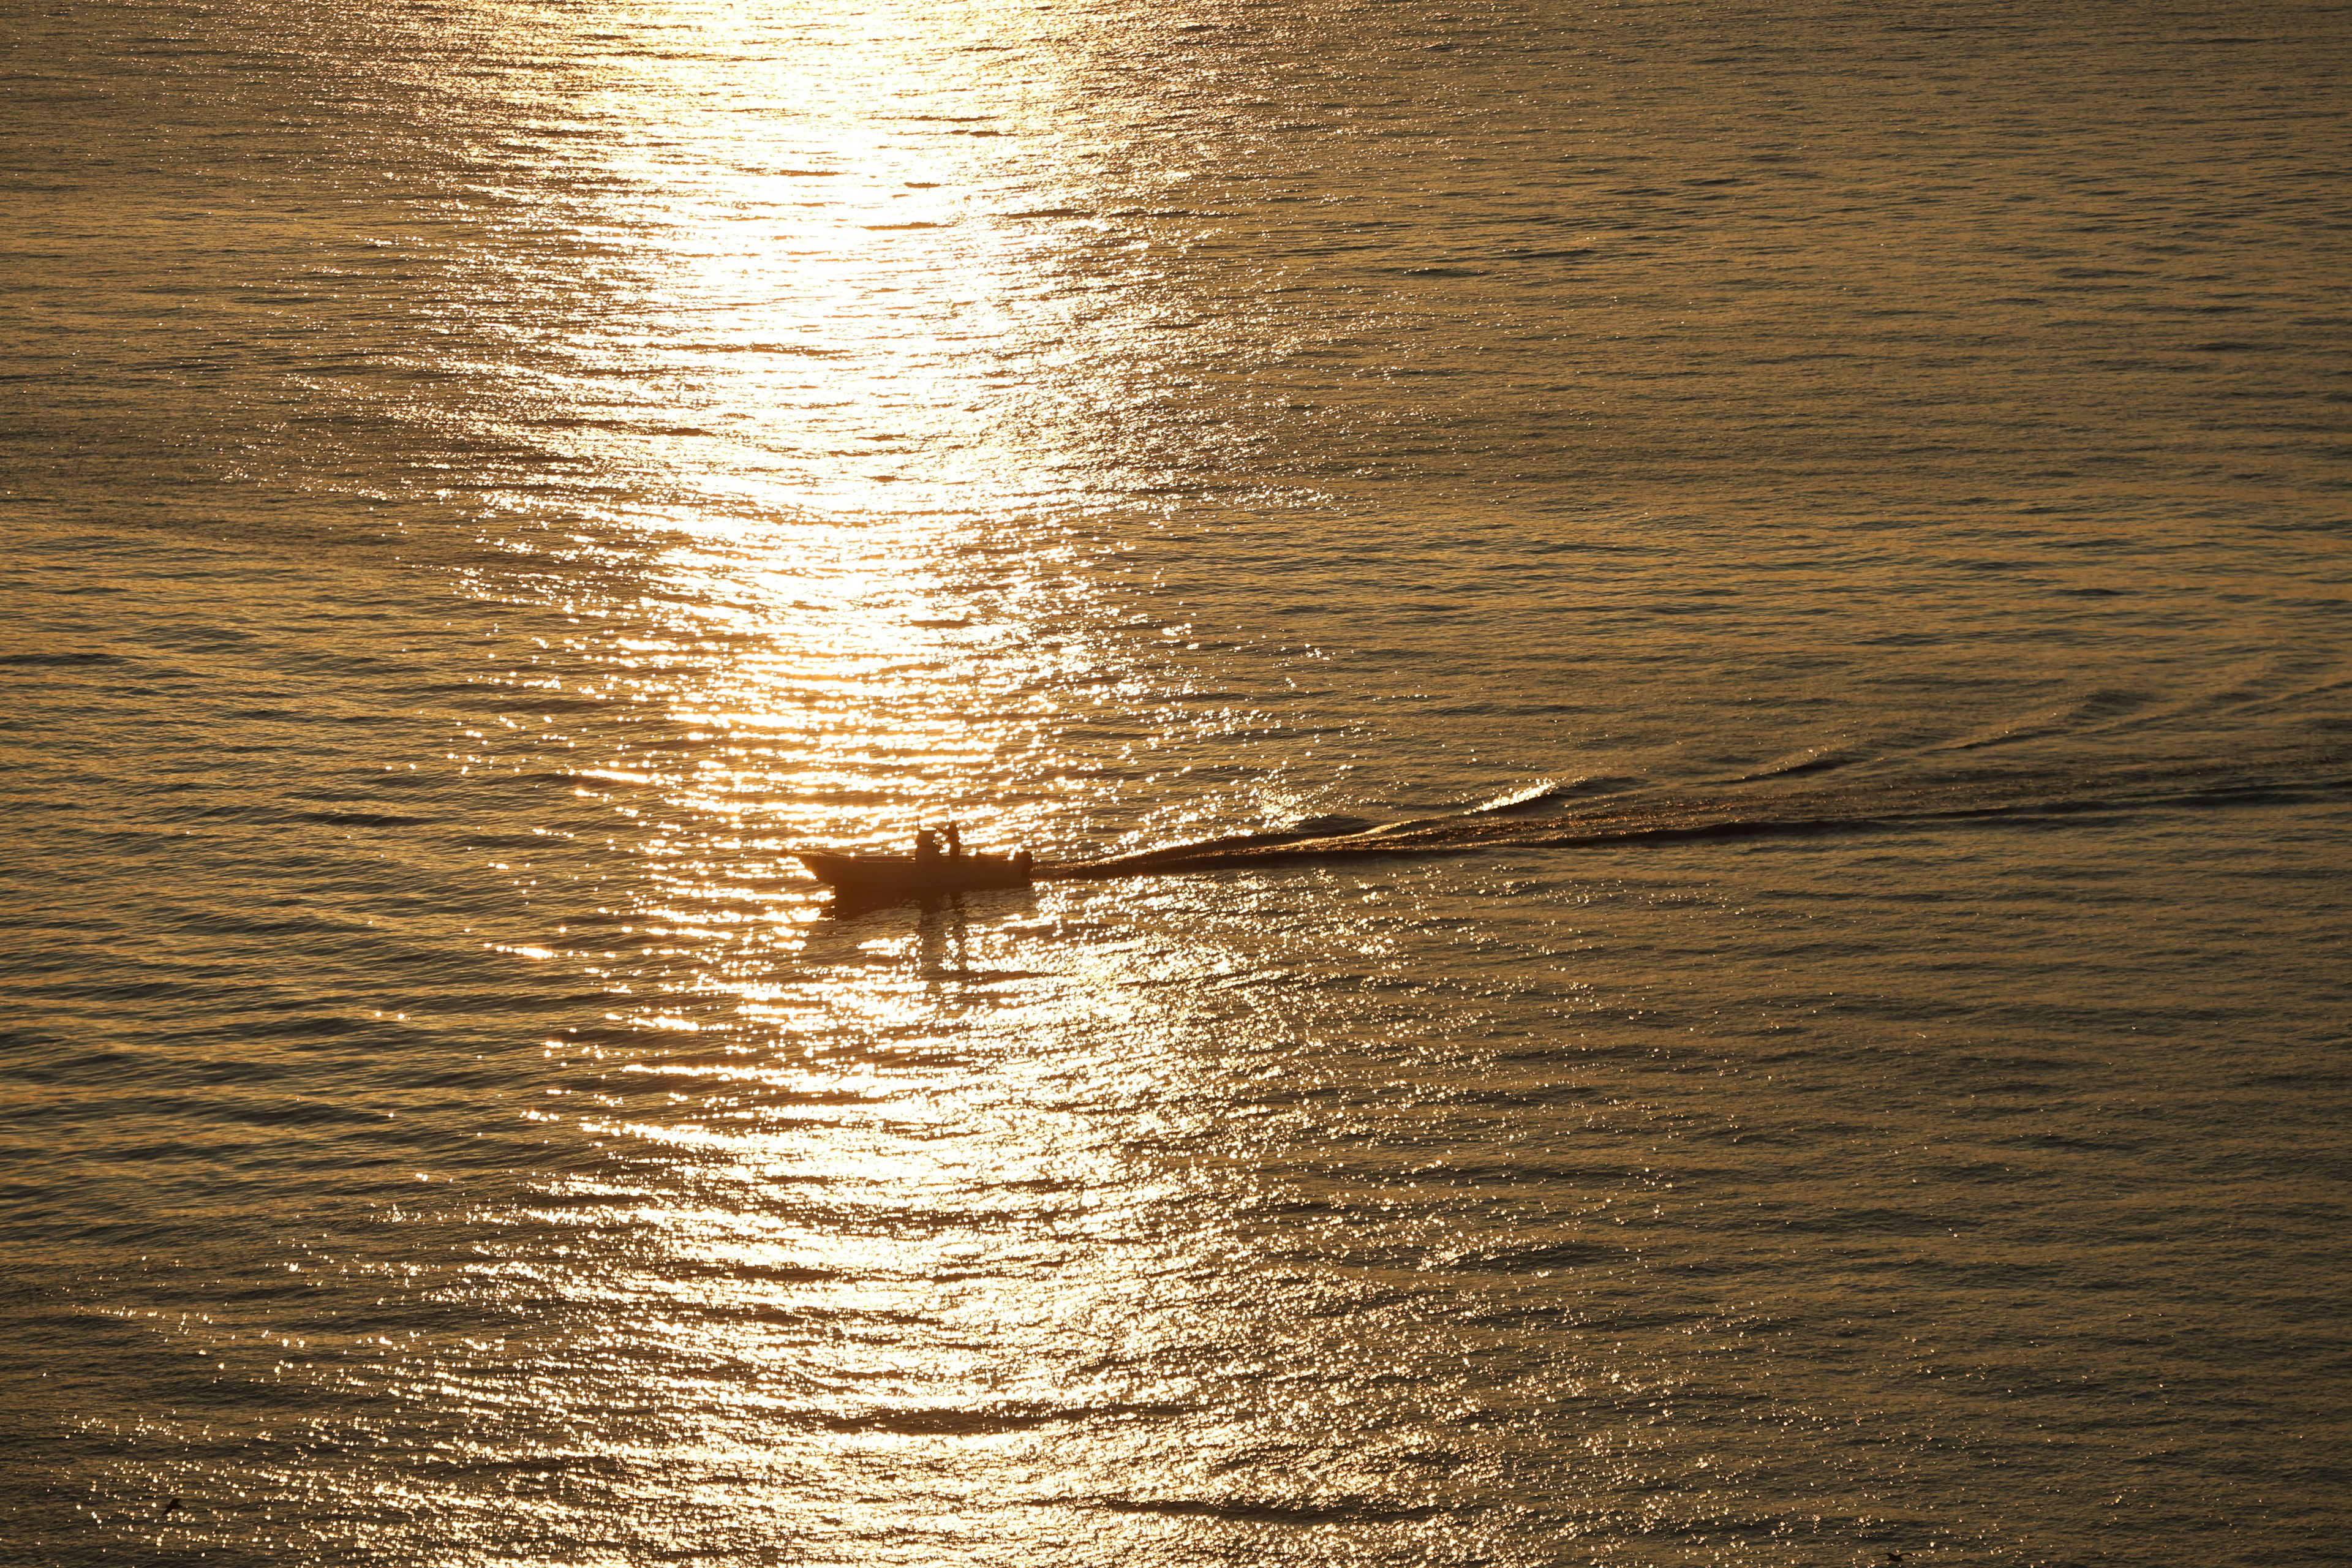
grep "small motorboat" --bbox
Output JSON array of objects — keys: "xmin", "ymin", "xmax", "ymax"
[{"xmin": 794, "ymin": 846, "xmax": 1034, "ymax": 898}]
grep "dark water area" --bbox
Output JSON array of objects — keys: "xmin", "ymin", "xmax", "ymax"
[{"xmin": 4, "ymin": 1, "xmax": 2350, "ymax": 1563}]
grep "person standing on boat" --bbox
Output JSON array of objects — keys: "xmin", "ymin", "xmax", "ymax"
[{"xmin": 943, "ymin": 822, "xmax": 962, "ymax": 859}]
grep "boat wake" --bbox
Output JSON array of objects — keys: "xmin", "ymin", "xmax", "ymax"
[{"xmin": 1039, "ymin": 747, "xmax": 2352, "ymax": 881}]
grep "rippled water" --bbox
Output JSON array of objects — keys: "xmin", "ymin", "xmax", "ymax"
[{"xmin": 5, "ymin": 1, "xmax": 2350, "ymax": 1562}]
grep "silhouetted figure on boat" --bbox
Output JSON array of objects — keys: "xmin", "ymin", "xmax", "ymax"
[{"xmin": 796, "ymin": 827, "xmax": 1031, "ymax": 902}]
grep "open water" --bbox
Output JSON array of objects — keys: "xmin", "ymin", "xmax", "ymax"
[{"xmin": 4, "ymin": 1, "xmax": 2350, "ymax": 1563}]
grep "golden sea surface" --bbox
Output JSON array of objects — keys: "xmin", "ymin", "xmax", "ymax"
[{"xmin": 4, "ymin": 2, "xmax": 2349, "ymax": 1563}]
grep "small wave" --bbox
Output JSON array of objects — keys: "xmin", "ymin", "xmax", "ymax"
[
  {"xmin": 1093, "ymin": 1497, "xmax": 1447, "ymax": 1524},
  {"xmin": 811, "ymin": 1401, "xmax": 1186, "ymax": 1436},
  {"xmin": 1286, "ymin": 812, "xmax": 1380, "ymax": 835},
  {"xmin": 1931, "ymin": 725, "xmax": 2062, "ymax": 753},
  {"xmin": 0, "ymin": 649, "xmax": 125, "ymax": 667},
  {"xmin": 1466, "ymin": 778, "xmax": 1570, "ymax": 813},
  {"xmin": 1434, "ymin": 776, "xmax": 1648, "ymax": 819},
  {"xmin": 1453, "ymin": 1238, "xmax": 1624, "ymax": 1272},
  {"xmin": 1722, "ymin": 748, "xmax": 1868, "ymax": 785}
]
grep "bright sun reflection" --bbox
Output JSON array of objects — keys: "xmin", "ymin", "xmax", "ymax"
[
  {"xmin": 496, "ymin": 0, "xmax": 1095, "ymax": 526},
  {"xmin": 427, "ymin": 13, "xmax": 1276, "ymax": 1540}
]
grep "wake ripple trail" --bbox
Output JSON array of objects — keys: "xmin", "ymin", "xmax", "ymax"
[{"xmin": 1036, "ymin": 754, "xmax": 2352, "ymax": 881}]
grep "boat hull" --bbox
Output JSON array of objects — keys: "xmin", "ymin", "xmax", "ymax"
[{"xmin": 794, "ymin": 851, "xmax": 1032, "ymax": 895}]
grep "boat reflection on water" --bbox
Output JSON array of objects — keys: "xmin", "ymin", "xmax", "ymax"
[{"xmin": 813, "ymin": 882, "xmax": 1041, "ymax": 925}]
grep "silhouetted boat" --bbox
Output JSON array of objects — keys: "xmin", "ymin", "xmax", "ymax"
[{"xmin": 794, "ymin": 849, "xmax": 1033, "ymax": 897}]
